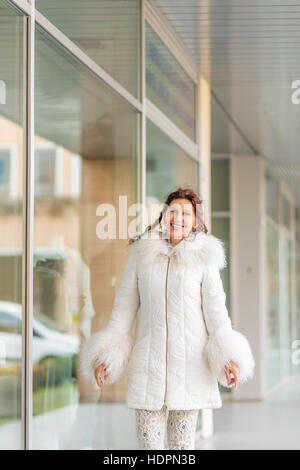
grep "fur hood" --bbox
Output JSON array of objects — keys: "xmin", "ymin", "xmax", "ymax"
[{"xmin": 129, "ymin": 229, "xmax": 227, "ymax": 270}]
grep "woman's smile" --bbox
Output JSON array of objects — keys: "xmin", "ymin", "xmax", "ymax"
[{"xmin": 170, "ymin": 222, "xmax": 184, "ymax": 231}]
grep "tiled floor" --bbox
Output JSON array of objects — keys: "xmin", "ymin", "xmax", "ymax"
[
  {"xmin": 1, "ymin": 374, "xmax": 299, "ymax": 449},
  {"xmin": 198, "ymin": 374, "xmax": 300, "ymax": 450}
]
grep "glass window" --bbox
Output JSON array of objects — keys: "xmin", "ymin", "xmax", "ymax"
[
  {"xmin": 146, "ymin": 119, "xmax": 198, "ymax": 206},
  {"xmin": 281, "ymin": 194, "xmax": 292, "ymax": 231},
  {"xmin": 146, "ymin": 22, "xmax": 196, "ymax": 141},
  {"xmin": 0, "ymin": 149, "xmax": 11, "ymax": 195},
  {"xmin": 35, "ymin": 0, "xmax": 140, "ymax": 99},
  {"xmin": 0, "ymin": 312, "xmax": 22, "ymax": 334},
  {"xmin": 33, "ymin": 26, "xmax": 138, "ymax": 450},
  {"xmin": 0, "ymin": 0, "xmax": 24, "ymax": 449},
  {"xmin": 211, "ymin": 217, "xmax": 231, "ymax": 395},
  {"xmin": 35, "ymin": 147, "xmax": 58, "ymax": 196},
  {"xmin": 265, "ymin": 172, "xmax": 279, "ymax": 222},
  {"xmin": 296, "ymin": 244, "xmax": 300, "ymax": 374},
  {"xmin": 296, "ymin": 207, "xmax": 300, "ymax": 244},
  {"xmin": 265, "ymin": 222, "xmax": 281, "ymax": 389},
  {"xmin": 281, "ymin": 237, "xmax": 293, "ymax": 378},
  {"xmin": 265, "ymin": 170, "xmax": 279, "ymax": 223},
  {"xmin": 211, "ymin": 217, "xmax": 230, "ymax": 313},
  {"xmin": 211, "ymin": 158, "xmax": 230, "ymax": 212}
]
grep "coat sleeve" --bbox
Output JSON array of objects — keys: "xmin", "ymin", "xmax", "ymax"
[
  {"xmin": 202, "ymin": 264, "xmax": 255, "ymax": 388},
  {"xmin": 79, "ymin": 250, "xmax": 140, "ymax": 389}
]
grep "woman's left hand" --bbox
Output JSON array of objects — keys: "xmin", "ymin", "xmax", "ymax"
[{"xmin": 224, "ymin": 361, "xmax": 240, "ymax": 389}]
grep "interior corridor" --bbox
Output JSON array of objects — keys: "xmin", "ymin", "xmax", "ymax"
[{"xmin": 198, "ymin": 375, "xmax": 300, "ymax": 450}]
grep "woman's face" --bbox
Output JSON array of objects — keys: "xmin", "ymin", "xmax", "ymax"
[{"xmin": 164, "ymin": 198, "xmax": 197, "ymax": 243}]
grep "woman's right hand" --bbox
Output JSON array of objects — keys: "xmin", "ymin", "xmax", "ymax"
[{"xmin": 94, "ymin": 363, "xmax": 109, "ymax": 388}]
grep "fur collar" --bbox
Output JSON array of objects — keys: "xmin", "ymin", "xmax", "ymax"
[{"xmin": 129, "ymin": 229, "xmax": 227, "ymax": 270}]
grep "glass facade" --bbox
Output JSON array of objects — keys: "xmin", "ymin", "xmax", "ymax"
[
  {"xmin": 145, "ymin": 22, "xmax": 196, "ymax": 141},
  {"xmin": 146, "ymin": 119, "xmax": 198, "ymax": 205},
  {"xmin": 0, "ymin": 0, "xmax": 24, "ymax": 449},
  {"xmin": 36, "ymin": 0, "xmax": 140, "ymax": 99},
  {"xmin": 211, "ymin": 159, "xmax": 230, "ymax": 213},
  {"xmin": 32, "ymin": 26, "xmax": 138, "ymax": 449},
  {"xmin": 0, "ymin": 0, "xmax": 200, "ymax": 449},
  {"xmin": 2, "ymin": 0, "xmax": 299, "ymax": 452},
  {"xmin": 211, "ymin": 158, "xmax": 231, "ymax": 395},
  {"xmin": 265, "ymin": 222, "xmax": 280, "ymax": 388},
  {"xmin": 265, "ymin": 170, "xmax": 299, "ymax": 390}
]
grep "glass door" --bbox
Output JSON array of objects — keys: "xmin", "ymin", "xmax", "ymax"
[
  {"xmin": 280, "ymin": 234, "xmax": 293, "ymax": 378},
  {"xmin": 0, "ymin": 0, "xmax": 25, "ymax": 450}
]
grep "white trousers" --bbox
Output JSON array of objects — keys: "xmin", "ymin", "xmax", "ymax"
[{"xmin": 135, "ymin": 404, "xmax": 199, "ymax": 450}]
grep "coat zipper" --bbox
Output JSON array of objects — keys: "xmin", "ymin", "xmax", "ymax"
[{"xmin": 163, "ymin": 256, "xmax": 171, "ymax": 406}]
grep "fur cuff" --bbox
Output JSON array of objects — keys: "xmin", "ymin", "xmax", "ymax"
[
  {"xmin": 205, "ymin": 327, "xmax": 255, "ymax": 388},
  {"xmin": 79, "ymin": 327, "xmax": 133, "ymax": 389}
]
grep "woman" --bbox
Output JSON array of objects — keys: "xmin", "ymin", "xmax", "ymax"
[{"xmin": 80, "ymin": 187, "xmax": 255, "ymax": 450}]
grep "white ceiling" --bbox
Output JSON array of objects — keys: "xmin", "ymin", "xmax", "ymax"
[{"xmin": 154, "ymin": 0, "xmax": 300, "ymax": 205}]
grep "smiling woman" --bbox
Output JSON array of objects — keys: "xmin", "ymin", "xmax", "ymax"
[
  {"xmin": 130, "ymin": 187, "xmax": 208, "ymax": 246},
  {"xmin": 80, "ymin": 187, "xmax": 255, "ymax": 450}
]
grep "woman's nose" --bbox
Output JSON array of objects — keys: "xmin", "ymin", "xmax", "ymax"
[{"xmin": 174, "ymin": 214, "xmax": 183, "ymax": 225}]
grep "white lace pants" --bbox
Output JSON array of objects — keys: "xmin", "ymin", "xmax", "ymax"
[{"xmin": 135, "ymin": 404, "xmax": 199, "ymax": 450}]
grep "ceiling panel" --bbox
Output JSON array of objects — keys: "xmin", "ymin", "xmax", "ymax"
[{"xmin": 153, "ymin": 0, "xmax": 300, "ymax": 204}]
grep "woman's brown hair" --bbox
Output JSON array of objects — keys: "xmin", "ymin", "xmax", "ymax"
[{"xmin": 128, "ymin": 187, "xmax": 208, "ymax": 245}]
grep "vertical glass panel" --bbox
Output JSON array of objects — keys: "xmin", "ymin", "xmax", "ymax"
[
  {"xmin": 211, "ymin": 217, "xmax": 230, "ymax": 314},
  {"xmin": 296, "ymin": 208, "xmax": 300, "ymax": 244},
  {"xmin": 290, "ymin": 241, "xmax": 299, "ymax": 375},
  {"xmin": 265, "ymin": 170, "xmax": 279, "ymax": 223},
  {"xmin": 146, "ymin": 119, "xmax": 198, "ymax": 206},
  {"xmin": 0, "ymin": 0, "xmax": 24, "ymax": 450},
  {"xmin": 211, "ymin": 217, "xmax": 231, "ymax": 395},
  {"xmin": 211, "ymin": 158, "xmax": 230, "ymax": 212},
  {"xmin": 296, "ymin": 244, "xmax": 300, "ymax": 373},
  {"xmin": 265, "ymin": 222, "xmax": 280, "ymax": 389},
  {"xmin": 35, "ymin": 0, "xmax": 140, "ymax": 99},
  {"xmin": 33, "ymin": 27, "xmax": 138, "ymax": 449},
  {"xmin": 281, "ymin": 236, "xmax": 292, "ymax": 378},
  {"xmin": 145, "ymin": 23, "xmax": 196, "ymax": 141},
  {"xmin": 281, "ymin": 194, "xmax": 292, "ymax": 231}
]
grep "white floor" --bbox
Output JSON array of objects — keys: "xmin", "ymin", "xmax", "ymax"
[
  {"xmin": 198, "ymin": 374, "xmax": 300, "ymax": 450},
  {"xmin": 1, "ymin": 374, "xmax": 299, "ymax": 449}
]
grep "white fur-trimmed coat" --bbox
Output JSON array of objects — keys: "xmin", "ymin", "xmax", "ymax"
[{"xmin": 80, "ymin": 230, "xmax": 255, "ymax": 410}]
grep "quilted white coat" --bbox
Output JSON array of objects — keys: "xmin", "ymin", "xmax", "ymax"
[{"xmin": 80, "ymin": 230, "xmax": 255, "ymax": 410}]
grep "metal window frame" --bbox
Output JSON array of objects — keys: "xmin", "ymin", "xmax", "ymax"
[
  {"xmin": 144, "ymin": 2, "xmax": 199, "ymax": 156},
  {"xmin": 21, "ymin": 0, "xmax": 35, "ymax": 451}
]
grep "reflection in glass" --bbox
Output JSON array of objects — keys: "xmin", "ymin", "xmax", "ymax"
[
  {"xmin": 265, "ymin": 222, "xmax": 280, "ymax": 389},
  {"xmin": 0, "ymin": 0, "xmax": 24, "ymax": 450},
  {"xmin": 296, "ymin": 244, "xmax": 300, "ymax": 373},
  {"xmin": 33, "ymin": 27, "xmax": 138, "ymax": 449},
  {"xmin": 211, "ymin": 217, "xmax": 231, "ymax": 395},
  {"xmin": 265, "ymin": 170, "xmax": 279, "ymax": 223},
  {"xmin": 146, "ymin": 23, "xmax": 196, "ymax": 141},
  {"xmin": 281, "ymin": 195, "xmax": 291, "ymax": 231},
  {"xmin": 281, "ymin": 238, "xmax": 292, "ymax": 378},
  {"xmin": 146, "ymin": 119, "xmax": 198, "ymax": 208},
  {"xmin": 211, "ymin": 159, "xmax": 230, "ymax": 213},
  {"xmin": 35, "ymin": 0, "xmax": 140, "ymax": 98}
]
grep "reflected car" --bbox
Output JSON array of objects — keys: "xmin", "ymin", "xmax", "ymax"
[{"xmin": 0, "ymin": 301, "xmax": 79, "ymax": 366}]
